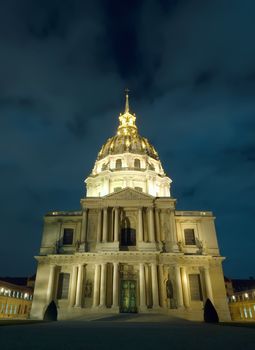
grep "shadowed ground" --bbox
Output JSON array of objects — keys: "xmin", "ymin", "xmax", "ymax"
[{"xmin": 0, "ymin": 314, "xmax": 254, "ymax": 350}]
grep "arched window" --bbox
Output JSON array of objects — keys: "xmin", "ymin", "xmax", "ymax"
[
  {"xmin": 134, "ymin": 159, "xmax": 141, "ymax": 169},
  {"xmin": 121, "ymin": 228, "xmax": 136, "ymax": 246},
  {"xmin": 116, "ymin": 159, "xmax": 122, "ymax": 169},
  {"xmin": 120, "ymin": 217, "xmax": 136, "ymax": 246}
]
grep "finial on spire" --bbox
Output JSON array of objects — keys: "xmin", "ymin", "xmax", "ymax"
[{"xmin": 124, "ymin": 88, "xmax": 130, "ymax": 113}]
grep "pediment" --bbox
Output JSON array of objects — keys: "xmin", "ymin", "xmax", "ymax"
[{"xmin": 104, "ymin": 187, "xmax": 154, "ymax": 201}]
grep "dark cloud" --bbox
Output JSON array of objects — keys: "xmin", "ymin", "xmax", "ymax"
[
  {"xmin": 0, "ymin": 0, "xmax": 254, "ymax": 278},
  {"xmin": 66, "ymin": 113, "xmax": 88, "ymax": 139}
]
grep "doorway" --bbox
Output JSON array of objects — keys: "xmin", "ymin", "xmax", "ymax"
[{"xmin": 120, "ymin": 280, "xmax": 137, "ymax": 313}]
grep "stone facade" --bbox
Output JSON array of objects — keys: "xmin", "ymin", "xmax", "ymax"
[{"xmin": 30, "ymin": 94, "xmax": 230, "ymax": 321}]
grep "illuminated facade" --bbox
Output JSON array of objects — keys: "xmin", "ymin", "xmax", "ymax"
[
  {"xmin": 225, "ymin": 278, "xmax": 255, "ymax": 321},
  {"xmin": 0, "ymin": 279, "xmax": 33, "ymax": 319},
  {"xmin": 31, "ymin": 93, "xmax": 230, "ymax": 321}
]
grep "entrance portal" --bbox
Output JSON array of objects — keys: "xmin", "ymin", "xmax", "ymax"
[{"xmin": 120, "ymin": 280, "xmax": 137, "ymax": 313}]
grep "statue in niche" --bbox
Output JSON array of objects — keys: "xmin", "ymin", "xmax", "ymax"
[
  {"xmin": 166, "ymin": 279, "xmax": 177, "ymax": 309},
  {"xmin": 84, "ymin": 280, "xmax": 93, "ymax": 297}
]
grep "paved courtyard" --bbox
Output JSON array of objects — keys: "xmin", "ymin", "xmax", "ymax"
[{"xmin": 0, "ymin": 314, "xmax": 254, "ymax": 350}]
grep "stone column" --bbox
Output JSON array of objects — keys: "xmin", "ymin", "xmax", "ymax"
[
  {"xmin": 80, "ymin": 209, "xmax": 87, "ymax": 251},
  {"xmin": 114, "ymin": 208, "xmax": 119, "ymax": 242},
  {"xmin": 158, "ymin": 264, "xmax": 166, "ymax": 308},
  {"xmin": 75, "ymin": 264, "xmax": 84, "ymax": 307},
  {"xmin": 102, "ymin": 208, "xmax": 108, "ymax": 242},
  {"xmin": 99, "ymin": 263, "xmax": 107, "ymax": 307},
  {"xmin": 151, "ymin": 263, "xmax": 159, "ymax": 308},
  {"xmin": 69, "ymin": 265, "xmax": 78, "ymax": 307},
  {"xmin": 139, "ymin": 263, "xmax": 146, "ymax": 308},
  {"xmin": 47, "ymin": 265, "xmax": 56, "ymax": 303},
  {"xmin": 92, "ymin": 264, "xmax": 101, "ymax": 307},
  {"xmin": 155, "ymin": 209, "xmax": 161, "ymax": 242},
  {"xmin": 169, "ymin": 211, "xmax": 179, "ymax": 252},
  {"xmin": 181, "ymin": 267, "xmax": 190, "ymax": 308},
  {"xmin": 148, "ymin": 208, "xmax": 155, "ymax": 242},
  {"xmin": 112, "ymin": 262, "xmax": 119, "ymax": 308},
  {"xmin": 138, "ymin": 208, "xmax": 143, "ymax": 242},
  {"xmin": 159, "ymin": 211, "xmax": 165, "ymax": 241},
  {"xmin": 204, "ymin": 267, "xmax": 213, "ymax": 302},
  {"xmin": 96, "ymin": 209, "xmax": 102, "ymax": 243},
  {"xmin": 174, "ymin": 265, "xmax": 184, "ymax": 308}
]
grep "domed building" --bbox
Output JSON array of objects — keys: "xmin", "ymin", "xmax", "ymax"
[{"xmin": 30, "ymin": 93, "xmax": 230, "ymax": 321}]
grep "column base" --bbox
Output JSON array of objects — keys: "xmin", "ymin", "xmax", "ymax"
[
  {"xmin": 139, "ymin": 306, "xmax": 148, "ymax": 312},
  {"xmin": 111, "ymin": 306, "xmax": 120, "ymax": 312},
  {"xmin": 78, "ymin": 243, "xmax": 86, "ymax": 252}
]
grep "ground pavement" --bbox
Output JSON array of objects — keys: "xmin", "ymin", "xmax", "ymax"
[{"xmin": 0, "ymin": 314, "xmax": 254, "ymax": 350}]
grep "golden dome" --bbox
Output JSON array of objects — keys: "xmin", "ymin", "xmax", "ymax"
[{"xmin": 97, "ymin": 92, "xmax": 159, "ymax": 161}]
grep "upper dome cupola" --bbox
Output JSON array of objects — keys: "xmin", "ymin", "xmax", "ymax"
[
  {"xmin": 97, "ymin": 91, "xmax": 159, "ymax": 161},
  {"xmin": 85, "ymin": 90, "xmax": 172, "ymax": 198}
]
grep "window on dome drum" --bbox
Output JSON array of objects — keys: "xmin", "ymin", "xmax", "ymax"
[
  {"xmin": 116, "ymin": 159, "xmax": 122, "ymax": 169},
  {"xmin": 63, "ymin": 228, "xmax": 74, "ymax": 245},
  {"xmin": 189, "ymin": 274, "xmax": 202, "ymax": 301},
  {"xmin": 184, "ymin": 228, "xmax": 196, "ymax": 245},
  {"xmin": 134, "ymin": 159, "xmax": 141, "ymax": 169},
  {"xmin": 57, "ymin": 273, "xmax": 70, "ymax": 300},
  {"xmin": 121, "ymin": 228, "xmax": 136, "ymax": 246},
  {"xmin": 135, "ymin": 187, "xmax": 143, "ymax": 192}
]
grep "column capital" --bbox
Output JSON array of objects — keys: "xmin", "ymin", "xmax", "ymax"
[{"xmin": 147, "ymin": 206, "xmax": 154, "ymax": 212}]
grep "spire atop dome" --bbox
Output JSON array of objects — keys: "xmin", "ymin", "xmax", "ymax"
[
  {"xmin": 118, "ymin": 89, "xmax": 137, "ymax": 137},
  {"xmin": 124, "ymin": 88, "xmax": 130, "ymax": 113}
]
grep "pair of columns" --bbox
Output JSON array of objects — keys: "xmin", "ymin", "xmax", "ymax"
[
  {"xmin": 139, "ymin": 263, "xmax": 160, "ymax": 308},
  {"xmin": 93, "ymin": 262, "xmax": 119, "ymax": 308},
  {"xmin": 97, "ymin": 208, "xmax": 119, "ymax": 243},
  {"xmin": 174, "ymin": 265, "xmax": 214, "ymax": 308},
  {"xmin": 69, "ymin": 264, "xmax": 84, "ymax": 307},
  {"xmin": 46, "ymin": 264, "xmax": 84, "ymax": 308},
  {"xmin": 138, "ymin": 207, "xmax": 155, "ymax": 243}
]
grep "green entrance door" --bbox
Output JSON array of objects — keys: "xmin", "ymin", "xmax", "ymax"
[{"xmin": 120, "ymin": 280, "xmax": 137, "ymax": 313}]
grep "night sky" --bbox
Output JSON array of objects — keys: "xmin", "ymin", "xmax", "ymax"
[{"xmin": 0, "ymin": 0, "xmax": 254, "ymax": 278}]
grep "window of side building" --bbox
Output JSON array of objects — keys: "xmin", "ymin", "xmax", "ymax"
[
  {"xmin": 184, "ymin": 228, "xmax": 196, "ymax": 245},
  {"xmin": 63, "ymin": 228, "xmax": 74, "ymax": 245}
]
